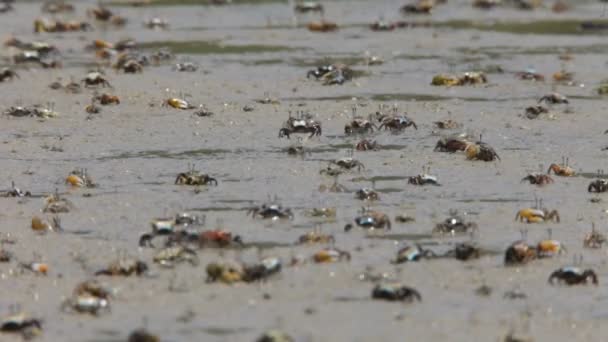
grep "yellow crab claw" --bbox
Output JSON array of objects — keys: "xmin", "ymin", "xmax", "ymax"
[
  {"xmin": 537, "ymin": 239, "xmax": 562, "ymax": 254},
  {"xmin": 167, "ymin": 98, "xmax": 189, "ymax": 109},
  {"xmin": 465, "ymin": 143, "xmax": 479, "ymax": 160},
  {"xmin": 31, "ymin": 216, "xmax": 50, "ymax": 232},
  {"xmin": 66, "ymin": 174, "xmax": 85, "ymax": 187}
]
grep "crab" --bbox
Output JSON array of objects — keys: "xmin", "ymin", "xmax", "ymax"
[
  {"xmin": 82, "ymin": 71, "xmax": 111, "ymax": 88},
  {"xmin": 298, "ymin": 229, "xmax": 335, "ymax": 244},
  {"xmin": 588, "ymin": 179, "xmax": 608, "ymax": 193},
  {"xmin": 433, "ymin": 211, "xmax": 477, "ymax": 234},
  {"xmin": 95, "ymin": 257, "xmax": 148, "ymax": 276},
  {"xmin": 444, "ymin": 242, "xmax": 481, "ymax": 261},
  {"xmin": 66, "ymin": 168, "xmax": 95, "ymax": 188},
  {"xmin": 352, "ymin": 208, "xmax": 391, "ymax": 230},
  {"xmin": 548, "ymin": 267, "xmax": 598, "ymax": 286},
  {"xmin": 306, "ymin": 64, "xmax": 352, "ymax": 84},
  {"xmin": 175, "ymin": 166, "xmax": 218, "ymax": 186},
  {"xmin": 173, "ymin": 62, "xmax": 198, "ymax": 72},
  {"xmin": 42, "ymin": 1, "xmax": 75, "ymax": 14},
  {"xmin": 43, "ymin": 191, "xmax": 73, "ymax": 213},
  {"xmin": 206, "ymin": 261, "xmax": 245, "ymax": 284},
  {"xmin": 120, "ymin": 59, "xmax": 143, "ymax": 73},
  {"xmin": 355, "ymin": 188, "xmax": 379, "ymax": 201},
  {"xmin": 153, "ymin": 246, "xmax": 199, "ymax": 267},
  {"xmin": 278, "ymin": 114, "xmax": 322, "ymax": 139},
  {"xmin": 524, "ymin": 105, "xmax": 549, "ymax": 119},
  {"xmin": 307, "ymin": 20, "xmax": 338, "ymax": 32},
  {"xmin": 538, "ymin": 92, "xmax": 569, "ymax": 104},
  {"xmin": 305, "ymin": 207, "xmax": 337, "ymax": 218},
  {"xmin": 62, "ymin": 294, "xmax": 109, "ymax": 315},
  {"xmin": 370, "ymin": 20, "xmax": 396, "ymax": 31},
  {"xmin": 547, "ymin": 158, "xmax": 575, "ymax": 176},
  {"xmin": 504, "ymin": 240, "xmax": 537, "ymax": 265},
  {"xmin": 432, "ymin": 72, "xmax": 487, "ymax": 86},
  {"xmin": 164, "ymin": 97, "xmax": 195, "ymax": 110},
  {"xmin": 401, "ymin": 0, "xmax": 434, "ymax": 14},
  {"xmin": 144, "ymin": 18, "xmax": 169, "ymax": 30},
  {"xmin": 4, "ymin": 106, "xmax": 33, "ymax": 117},
  {"xmin": 521, "ymin": 173, "xmax": 554, "ymax": 186},
  {"xmin": 345, "ymin": 118, "xmax": 376, "ymax": 135},
  {"xmin": 434, "ymin": 135, "xmax": 470, "ymax": 153},
  {"xmin": 319, "ymin": 165, "xmax": 344, "ymax": 177},
  {"xmin": 465, "ymin": 139, "xmax": 500, "ymax": 161},
  {"xmin": 584, "ymin": 225, "xmax": 606, "ymax": 249},
  {"xmin": 87, "ymin": 5, "xmax": 113, "ymax": 21},
  {"xmin": 197, "ymin": 229, "xmax": 243, "ymax": 248},
  {"xmin": 248, "ymin": 203, "xmax": 294, "ymax": 220},
  {"xmin": 408, "ymin": 167, "xmax": 440, "ymax": 186},
  {"xmin": 0, "ymin": 68, "xmax": 18, "ymax": 82},
  {"xmin": 294, "ymin": 1, "xmax": 323, "ymax": 13},
  {"xmin": 515, "ymin": 208, "xmax": 560, "ymax": 223},
  {"xmin": 94, "ymin": 93, "xmax": 120, "ymax": 105},
  {"xmin": 0, "ymin": 313, "xmax": 42, "ymax": 339},
  {"xmin": 355, "ymin": 139, "xmax": 378, "ymax": 151},
  {"xmin": 313, "ymin": 248, "xmax": 351, "ymax": 263},
  {"xmin": 2, "ymin": 182, "xmax": 31, "ymax": 197},
  {"xmin": 372, "ymin": 283, "xmax": 421, "ymax": 302},
  {"xmin": 330, "ymin": 157, "xmax": 365, "ymax": 171},
  {"xmin": 318, "ymin": 178, "xmax": 348, "ymax": 193},
  {"xmin": 31, "ymin": 216, "xmax": 61, "ymax": 233},
  {"xmin": 433, "ymin": 119, "xmax": 461, "ymax": 130},
  {"xmin": 241, "ymin": 257, "xmax": 282, "ymax": 282},
  {"xmin": 392, "ymin": 244, "xmax": 435, "ymax": 263},
  {"xmin": 516, "ymin": 70, "xmax": 544, "ymax": 81},
  {"xmin": 537, "ymin": 239, "xmax": 565, "ymax": 258},
  {"xmin": 377, "ymin": 107, "xmax": 418, "ymax": 131}
]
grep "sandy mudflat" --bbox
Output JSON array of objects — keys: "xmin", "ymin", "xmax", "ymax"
[{"xmin": 2, "ymin": 0, "xmax": 608, "ymax": 341}]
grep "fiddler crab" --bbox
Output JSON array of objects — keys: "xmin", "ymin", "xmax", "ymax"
[
  {"xmin": 82, "ymin": 71, "xmax": 112, "ymax": 88},
  {"xmin": 41, "ymin": 0, "xmax": 75, "ymax": 14},
  {"xmin": 433, "ymin": 119, "xmax": 461, "ymax": 130},
  {"xmin": 307, "ymin": 63, "xmax": 352, "ymax": 85},
  {"xmin": 0, "ymin": 68, "xmax": 19, "ymax": 82},
  {"xmin": 62, "ymin": 280, "xmax": 111, "ymax": 315},
  {"xmin": 95, "ymin": 256, "xmax": 148, "ymax": 276},
  {"xmin": 173, "ymin": 62, "xmax": 198, "ymax": 72},
  {"xmin": 547, "ymin": 157, "xmax": 575, "ymax": 176},
  {"xmin": 164, "ymin": 97, "xmax": 196, "ymax": 110},
  {"xmin": 345, "ymin": 110, "xmax": 377, "ymax": 135},
  {"xmin": 298, "ymin": 228, "xmax": 335, "ymax": 244},
  {"xmin": 318, "ymin": 177, "xmax": 348, "ymax": 193},
  {"xmin": 464, "ymin": 135, "xmax": 500, "ymax": 161},
  {"xmin": 538, "ymin": 92, "xmax": 569, "ymax": 105},
  {"xmin": 2, "ymin": 181, "xmax": 31, "ymax": 197},
  {"xmin": 431, "ymin": 72, "xmax": 487, "ymax": 86},
  {"xmin": 408, "ymin": 166, "xmax": 440, "ymax": 186},
  {"xmin": 153, "ymin": 246, "xmax": 199, "ymax": 267},
  {"xmin": 524, "ymin": 105, "xmax": 549, "ymax": 119},
  {"xmin": 294, "ymin": 1, "xmax": 323, "ymax": 13},
  {"xmin": 347, "ymin": 207, "xmax": 391, "ymax": 231},
  {"xmin": 307, "ymin": 20, "xmax": 338, "ymax": 33},
  {"xmin": 278, "ymin": 112, "xmax": 322, "ymax": 139},
  {"xmin": 372, "ymin": 283, "xmax": 421, "ymax": 302},
  {"xmin": 370, "ymin": 19, "xmax": 396, "ymax": 31},
  {"xmin": 588, "ymin": 171, "xmax": 608, "ymax": 193},
  {"xmin": 93, "ymin": 93, "xmax": 120, "ymax": 105},
  {"xmin": 313, "ymin": 248, "xmax": 351, "ymax": 263},
  {"xmin": 143, "ymin": 18, "xmax": 170, "ymax": 30},
  {"xmin": 21, "ymin": 262, "xmax": 49, "ymax": 275},
  {"xmin": 139, "ymin": 212, "xmax": 208, "ymax": 247},
  {"xmin": 66, "ymin": 168, "xmax": 95, "ymax": 188},
  {"xmin": 0, "ymin": 312, "xmax": 43, "ymax": 339},
  {"xmin": 248, "ymin": 202, "xmax": 294, "ymax": 220},
  {"xmin": 515, "ymin": 69, "xmax": 544, "ymax": 81},
  {"xmin": 521, "ymin": 172, "xmax": 553, "ymax": 186},
  {"xmin": 329, "ymin": 157, "xmax": 365, "ymax": 172},
  {"xmin": 584, "ymin": 224, "xmax": 606, "ymax": 249},
  {"xmin": 549, "ymin": 267, "xmax": 598, "ymax": 286},
  {"xmin": 206, "ymin": 257, "xmax": 282, "ymax": 284},
  {"xmin": 355, "ymin": 139, "xmax": 378, "ymax": 151},
  {"xmin": 377, "ymin": 106, "xmax": 418, "ymax": 132},
  {"xmin": 305, "ymin": 207, "xmax": 337, "ymax": 218},
  {"xmin": 433, "ymin": 210, "xmax": 478, "ymax": 234},
  {"xmin": 444, "ymin": 242, "xmax": 481, "ymax": 261},
  {"xmin": 31, "ymin": 216, "xmax": 62, "ymax": 233},
  {"xmin": 355, "ymin": 188, "xmax": 379, "ymax": 201},
  {"xmin": 119, "ymin": 59, "xmax": 144, "ymax": 73},
  {"xmin": 175, "ymin": 165, "xmax": 218, "ymax": 186},
  {"xmin": 401, "ymin": 0, "xmax": 435, "ymax": 14},
  {"xmin": 515, "ymin": 206, "xmax": 560, "ymax": 224},
  {"xmin": 392, "ymin": 244, "xmax": 436, "ymax": 264},
  {"xmin": 434, "ymin": 134, "xmax": 471, "ymax": 153},
  {"xmin": 504, "ymin": 240, "xmax": 537, "ymax": 266}
]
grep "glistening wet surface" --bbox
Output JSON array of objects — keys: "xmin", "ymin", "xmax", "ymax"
[{"xmin": 2, "ymin": 0, "xmax": 608, "ymax": 341}]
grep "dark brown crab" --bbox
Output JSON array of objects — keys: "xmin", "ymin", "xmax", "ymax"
[
  {"xmin": 175, "ymin": 165, "xmax": 218, "ymax": 186},
  {"xmin": 95, "ymin": 257, "xmax": 148, "ymax": 276},
  {"xmin": 434, "ymin": 135, "xmax": 470, "ymax": 153},
  {"xmin": 2, "ymin": 182, "xmax": 31, "ymax": 197},
  {"xmin": 348, "ymin": 208, "xmax": 391, "ymax": 230},
  {"xmin": 504, "ymin": 240, "xmax": 537, "ymax": 266},
  {"xmin": 82, "ymin": 71, "xmax": 111, "ymax": 88},
  {"xmin": 372, "ymin": 283, "xmax": 421, "ymax": 302},
  {"xmin": 0, "ymin": 68, "xmax": 19, "ymax": 82},
  {"xmin": 538, "ymin": 92, "xmax": 568, "ymax": 104},
  {"xmin": 548, "ymin": 267, "xmax": 598, "ymax": 286},
  {"xmin": 330, "ymin": 157, "xmax": 365, "ymax": 171},
  {"xmin": 588, "ymin": 171, "xmax": 608, "ymax": 193},
  {"xmin": 355, "ymin": 139, "xmax": 377, "ymax": 151},
  {"xmin": 521, "ymin": 173, "xmax": 554, "ymax": 186},
  {"xmin": 465, "ymin": 135, "xmax": 500, "ymax": 161},
  {"xmin": 248, "ymin": 202, "xmax": 294, "ymax": 220},
  {"xmin": 377, "ymin": 106, "xmax": 418, "ymax": 131},
  {"xmin": 392, "ymin": 244, "xmax": 436, "ymax": 263},
  {"xmin": 433, "ymin": 210, "xmax": 477, "ymax": 234},
  {"xmin": 355, "ymin": 188, "xmax": 379, "ymax": 201},
  {"xmin": 278, "ymin": 113, "xmax": 322, "ymax": 139}
]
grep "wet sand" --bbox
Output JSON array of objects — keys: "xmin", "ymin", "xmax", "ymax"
[{"xmin": 2, "ymin": 0, "xmax": 608, "ymax": 341}]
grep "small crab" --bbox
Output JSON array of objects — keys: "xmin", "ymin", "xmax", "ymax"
[
  {"xmin": 547, "ymin": 158, "xmax": 575, "ymax": 176},
  {"xmin": 173, "ymin": 62, "xmax": 198, "ymax": 72},
  {"xmin": 516, "ymin": 70, "xmax": 544, "ymax": 81},
  {"xmin": 313, "ymin": 248, "xmax": 351, "ymax": 263},
  {"xmin": 378, "ymin": 107, "xmax": 418, "ymax": 131},
  {"xmin": 538, "ymin": 92, "xmax": 569, "ymax": 104},
  {"xmin": 355, "ymin": 188, "xmax": 379, "ymax": 201},
  {"xmin": 62, "ymin": 294, "xmax": 109, "ymax": 315},
  {"xmin": 175, "ymin": 165, "xmax": 218, "ymax": 186},
  {"xmin": 352, "ymin": 208, "xmax": 391, "ymax": 230},
  {"xmin": 278, "ymin": 113, "xmax": 322, "ymax": 139},
  {"xmin": 164, "ymin": 98, "xmax": 195, "ymax": 110},
  {"xmin": 87, "ymin": 5, "xmax": 113, "ymax": 21},
  {"xmin": 372, "ymin": 283, "xmax": 421, "ymax": 302},
  {"xmin": 408, "ymin": 167, "xmax": 440, "ymax": 186},
  {"xmin": 548, "ymin": 267, "xmax": 598, "ymax": 286},
  {"xmin": 144, "ymin": 18, "xmax": 169, "ymax": 30},
  {"xmin": 392, "ymin": 244, "xmax": 435, "ymax": 263},
  {"xmin": 584, "ymin": 224, "xmax": 606, "ymax": 249},
  {"xmin": 120, "ymin": 59, "xmax": 143, "ymax": 73},
  {"xmin": 522, "ymin": 173, "xmax": 553, "ymax": 186},
  {"xmin": 537, "ymin": 239, "xmax": 565, "ymax": 258},
  {"xmin": 588, "ymin": 179, "xmax": 608, "ymax": 193},
  {"xmin": 330, "ymin": 157, "xmax": 365, "ymax": 171},
  {"xmin": 433, "ymin": 211, "xmax": 477, "ymax": 234},
  {"xmin": 433, "ymin": 119, "xmax": 461, "ymax": 130},
  {"xmin": 0, "ymin": 312, "xmax": 42, "ymax": 338},
  {"xmin": 305, "ymin": 207, "xmax": 336, "ymax": 218},
  {"xmin": 298, "ymin": 229, "xmax": 335, "ymax": 244},
  {"xmin": 524, "ymin": 105, "xmax": 549, "ymax": 119},
  {"xmin": 401, "ymin": 0, "xmax": 434, "ymax": 14},
  {"xmin": 198, "ymin": 229, "xmax": 243, "ymax": 248},
  {"xmin": 504, "ymin": 240, "xmax": 537, "ymax": 266},
  {"xmin": 294, "ymin": 1, "xmax": 323, "ymax": 13},
  {"xmin": 2, "ymin": 182, "xmax": 31, "ymax": 197},
  {"xmin": 0, "ymin": 68, "xmax": 19, "ymax": 82},
  {"xmin": 465, "ymin": 137, "xmax": 499, "ymax": 162},
  {"xmin": 31, "ymin": 216, "xmax": 62, "ymax": 233},
  {"xmin": 82, "ymin": 71, "xmax": 111, "ymax": 88},
  {"xmin": 21, "ymin": 262, "xmax": 49, "ymax": 275},
  {"xmin": 4, "ymin": 106, "xmax": 33, "ymax": 117},
  {"xmin": 95, "ymin": 257, "xmax": 148, "ymax": 276},
  {"xmin": 444, "ymin": 242, "xmax": 481, "ymax": 261},
  {"xmin": 307, "ymin": 20, "xmax": 338, "ymax": 32},
  {"xmin": 355, "ymin": 139, "xmax": 377, "ymax": 151},
  {"xmin": 434, "ymin": 135, "xmax": 470, "ymax": 153},
  {"xmin": 242, "ymin": 257, "xmax": 282, "ymax": 282},
  {"xmin": 153, "ymin": 246, "xmax": 199, "ymax": 267},
  {"xmin": 66, "ymin": 168, "xmax": 95, "ymax": 188},
  {"xmin": 345, "ymin": 118, "xmax": 376, "ymax": 135},
  {"xmin": 370, "ymin": 20, "xmax": 396, "ymax": 31},
  {"xmin": 515, "ymin": 207, "xmax": 560, "ymax": 223},
  {"xmin": 206, "ymin": 261, "xmax": 244, "ymax": 284},
  {"xmin": 94, "ymin": 93, "xmax": 120, "ymax": 105},
  {"xmin": 248, "ymin": 202, "xmax": 294, "ymax": 220}
]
